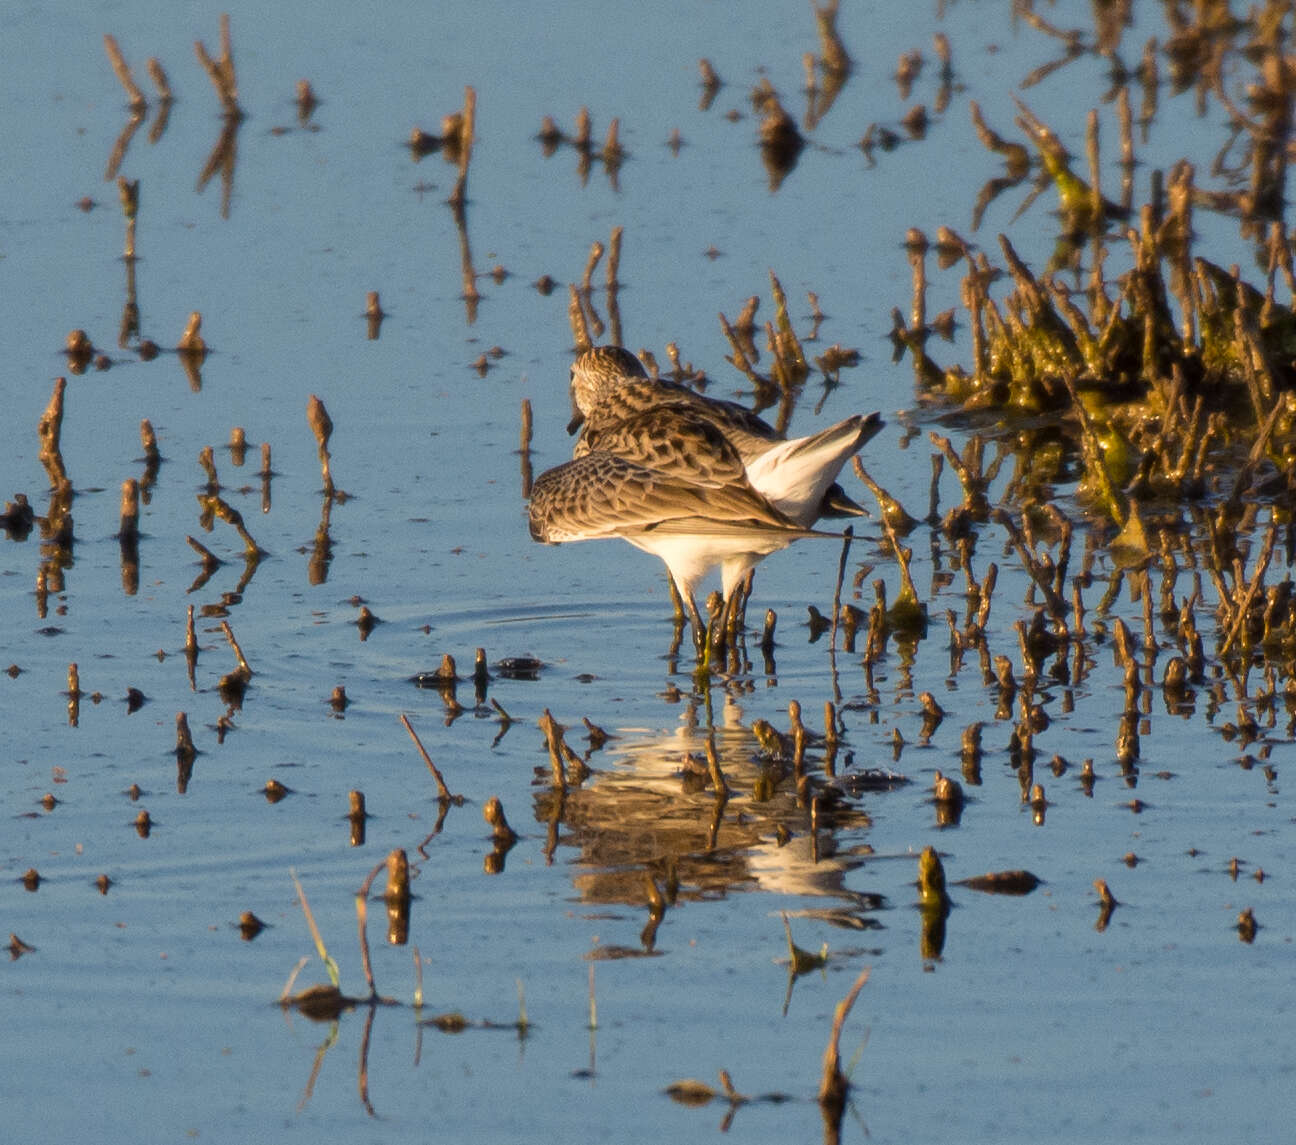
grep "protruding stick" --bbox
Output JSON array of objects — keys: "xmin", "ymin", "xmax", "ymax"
[
  {"xmin": 178, "ymin": 311, "xmax": 206, "ymax": 355},
  {"xmin": 400, "ymin": 713, "xmax": 457, "ymax": 802},
  {"xmin": 220, "ymin": 620, "xmax": 251, "ymax": 676},
  {"xmin": 818, "ymin": 967, "xmax": 872, "ymax": 1108},
  {"xmin": 306, "ymin": 394, "xmax": 334, "ymax": 498},
  {"xmin": 105, "ymin": 35, "xmax": 148, "ymax": 112}
]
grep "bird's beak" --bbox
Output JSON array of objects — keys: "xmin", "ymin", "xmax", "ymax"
[{"xmin": 567, "ymin": 364, "xmax": 585, "ymax": 434}]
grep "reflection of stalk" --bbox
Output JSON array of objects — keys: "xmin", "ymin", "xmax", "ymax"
[
  {"xmin": 120, "ymin": 255, "xmax": 140, "ymax": 348},
  {"xmin": 518, "ymin": 399, "xmax": 533, "ymax": 499},
  {"xmin": 357, "ymin": 1005, "xmax": 377, "ymax": 1117},
  {"xmin": 308, "ymin": 493, "xmax": 332, "ymax": 585},
  {"xmin": 118, "ymin": 479, "xmax": 140, "ymax": 596},
  {"xmin": 196, "ymin": 118, "xmax": 241, "ymax": 219},
  {"xmin": 828, "ymin": 526, "xmax": 852, "ymax": 656},
  {"xmin": 411, "ymin": 946, "xmax": 424, "ymax": 1010},
  {"xmin": 146, "ymin": 58, "xmax": 173, "ymax": 143},
  {"xmin": 174, "ymin": 712, "xmax": 197, "ymax": 792},
  {"xmin": 258, "ymin": 442, "xmax": 274, "ymax": 514},
  {"xmin": 183, "ymin": 605, "xmax": 199, "ymax": 689}
]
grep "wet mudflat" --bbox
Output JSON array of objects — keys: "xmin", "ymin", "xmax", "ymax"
[{"xmin": 2, "ymin": 3, "xmax": 1293, "ymax": 1143}]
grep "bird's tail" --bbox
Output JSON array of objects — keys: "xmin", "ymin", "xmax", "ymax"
[{"xmin": 745, "ymin": 412, "xmax": 883, "ymax": 525}]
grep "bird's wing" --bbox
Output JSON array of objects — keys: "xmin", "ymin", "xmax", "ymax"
[
  {"xmin": 574, "ymin": 409, "xmax": 750, "ymax": 487},
  {"xmin": 528, "ymin": 452, "xmax": 804, "ymax": 543},
  {"xmin": 585, "ymin": 381, "xmax": 781, "ymax": 438}
]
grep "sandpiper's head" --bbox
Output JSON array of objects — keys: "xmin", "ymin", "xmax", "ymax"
[{"xmin": 567, "ymin": 345, "xmax": 648, "ymax": 433}]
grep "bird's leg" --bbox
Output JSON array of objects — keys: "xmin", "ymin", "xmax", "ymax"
[
  {"xmin": 724, "ymin": 573, "xmax": 752, "ymax": 649},
  {"xmin": 670, "ymin": 573, "xmax": 706, "ymax": 666},
  {"xmin": 736, "ymin": 569, "xmax": 756, "ymax": 632},
  {"xmin": 668, "ymin": 607, "xmax": 686, "ymax": 657},
  {"xmin": 683, "ymin": 590, "xmax": 707, "ymax": 660},
  {"xmin": 705, "ymin": 590, "xmax": 728, "ymax": 666},
  {"xmin": 719, "ymin": 595, "xmax": 743, "ymax": 675},
  {"xmin": 665, "ymin": 612, "xmax": 685, "ymax": 665},
  {"xmin": 667, "ymin": 572, "xmax": 686, "ymax": 625}
]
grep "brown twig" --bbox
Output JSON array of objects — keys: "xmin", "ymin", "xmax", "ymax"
[
  {"xmin": 819, "ymin": 965, "xmax": 871, "ymax": 1108},
  {"xmin": 195, "ymin": 13, "xmax": 241, "ymax": 118},
  {"xmin": 400, "ymin": 713, "xmax": 461, "ymax": 802},
  {"xmin": 219, "ymin": 620, "xmax": 251, "ymax": 676},
  {"xmin": 355, "ymin": 859, "xmax": 386, "ymax": 997},
  {"xmin": 104, "ymin": 35, "xmax": 148, "ymax": 112}
]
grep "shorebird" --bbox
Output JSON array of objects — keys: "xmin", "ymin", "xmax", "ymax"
[
  {"xmin": 527, "ymin": 447, "xmax": 826, "ymax": 651},
  {"xmin": 529, "ymin": 348, "xmax": 883, "ymax": 654},
  {"xmin": 570, "ymin": 404, "xmax": 881, "ymax": 528},
  {"xmin": 567, "ymin": 344, "xmax": 874, "ymax": 518},
  {"xmin": 567, "ymin": 344, "xmax": 785, "ymax": 462}
]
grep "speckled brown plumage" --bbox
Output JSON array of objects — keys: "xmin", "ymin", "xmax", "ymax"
[
  {"xmin": 567, "ymin": 345, "xmax": 784, "ymax": 461},
  {"xmin": 528, "ymin": 451, "xmax": 803, "ymax": 544}
]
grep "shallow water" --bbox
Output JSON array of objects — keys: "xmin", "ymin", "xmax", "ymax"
[{"xmin": 3, "ymin": 3, "xmax": 1293, "ymax": 1142}]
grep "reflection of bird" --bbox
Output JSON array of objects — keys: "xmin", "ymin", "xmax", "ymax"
[
  {"xmin": 540, "ymin": 719, "xmax": 879, "ymax": 919},
  {"xmin": 529, "ymin": 346, "xmax": 882, "ymax": 651}
]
